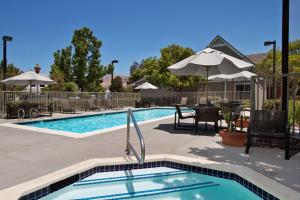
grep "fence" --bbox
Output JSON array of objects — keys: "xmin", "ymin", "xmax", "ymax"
[
  {"xmin": 0, "ymin": 91, "xmax": 141, "ymax": 118},
  {"xmin": 141, "ymin": 90, "xmax": 251, "ymax": 106},
  {"xmin": 250, "ymin": 73, "xmax": 300, "ymax": 133}
]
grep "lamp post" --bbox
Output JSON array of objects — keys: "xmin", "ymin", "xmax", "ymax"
[
  {"xmin": 264, "ymin": 40, "xmax": 276, "ymax": 99},
  {"xmin": 110, "ymin": 60, "xmax": 119, "ymax": 85},
  {"xmin": 2, "ymin": 35, "xmax": 13, "ymax": 91}
]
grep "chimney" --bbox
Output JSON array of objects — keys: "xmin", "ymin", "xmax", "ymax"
[{"xmin": 34, "ymin": 64, "xmax": 41, "ymax": 74}]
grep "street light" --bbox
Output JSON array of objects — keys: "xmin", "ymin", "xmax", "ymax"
[
  {"xmin": 110, "ymin": 60, "xmax": 119, "ymax": 85},
  {"xmin": 2, "ymin": 35, "xmax": 13, "ymax": 91},
  {"xmin": 264, "ymin": 40, "xmax": 276, "ymax": 98}
]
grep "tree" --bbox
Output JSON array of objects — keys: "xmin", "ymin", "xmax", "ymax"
[
  {"xmin": 48, "ymin": 27, "xmax": 106, "ymax": 92},
  {"xmin": 64, "ymin": 82, "xmax": 79, "ymax": 92},
  {"xmin": 46, "ymin": 50, "xmax": 66, "ymax": 91},
  {"xmin": 109, "ymin": 76, "xmax": 124, "ymax": 92},
  {"xmin": 60, "ymin": 46, "xmax": 73, "ymax": 82},
  {"xmin": 256, "ymin": 39, "xmax": 300, "ymax": 74},
  {"xmin": 0, "ymin": 62, "xmax": 22, "ymax": 91},
  {"xmin": 71, "ymin": 27, "xmax": 90, "ymax": 91},
  {"xmin": 129, "ymin": 44, "xmax": 203, "ymax": 91},
  {"xmin": 86, "ymin": 33, "xmax": 106, "ymax": 92},
  {"xmin": 130, "ymin": 61, "xmax": 139, "ymax": 75}
]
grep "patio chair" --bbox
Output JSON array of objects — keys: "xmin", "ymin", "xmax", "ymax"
[
  {"xmin": 60, "ymin": 100, "xmax": 75, "ymax": 114},
  {"xmin": 38, "ymin": 103, "xmax": 53, "ymax": 116},
  {"xmin": 178, "ymin": 97, "xmax": 188, "ymax": 106},
  {"xmin": 85, "ymin": 99, "xmax": 101, "ymax": 111},
  {"xmin": 232, "ymin": 106, "xmax": 249, "ymax": 131},
  {"xmin": 245, "ymin": 110, "xmax": 300, "ymax": 160},
  {"xmin": 196, "ymin": 107, "xmax": 222, "ymax": 132},
  {"xmin": 104, "ymin": 98, "xmax": 124, "ymax": 110},
  {"xmin": 174, "ymin": 105, "xmax": 196, "ymax": 130}
]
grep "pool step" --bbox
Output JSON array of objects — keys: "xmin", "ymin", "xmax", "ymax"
[
  {"xmin": 74, "ymin": 170, "xmax": 190, "ymax": 186},
  {"xmin": 73, "ymin": 181, "xmax": 220, "ymax": 200}
]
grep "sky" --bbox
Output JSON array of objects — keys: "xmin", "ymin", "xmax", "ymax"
[{"xmin": 0, "ymin": 0, "xmax": 299, "ymax": 76}]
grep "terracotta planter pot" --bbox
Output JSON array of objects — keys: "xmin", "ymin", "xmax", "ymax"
[
  {"xmin": 235, "ymin": 119, "xmax": 249, "ymax": 129},
  {"xmin": 219, "ymin": 129, "xmax": 247, "ymax": 146}
]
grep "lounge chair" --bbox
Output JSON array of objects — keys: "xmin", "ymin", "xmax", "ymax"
[
  {"xmin": 195, "ymin": 107, "xmax": 221, "ymax": 132},
  {"xmin": 85, "ymin": 99, "xmax": 101, "ymax": 111},
  {"xmin": 135, "ymin": 100, "xmax": 151, "ymax": 108},
  {"xmin": 174, "ymin": 105, "xmax": 196, "ymax": 130},
  {"xmin": 60, "ymin": 100, "xmax": 75, "ymax": 114},
  {"xmin": 104, "ymin": 98, "xmax": 123, "ymax": 110},
  {"xmin": 245, "ymin": 110, "xmax": 300, "ymax": 160}
]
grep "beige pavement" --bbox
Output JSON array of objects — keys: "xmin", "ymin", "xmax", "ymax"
[{"xmin": 0, "ymin": 113, "xmax": 299, "ymax": 193}]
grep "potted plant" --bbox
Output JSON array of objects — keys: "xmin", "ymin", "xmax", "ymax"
[{"xmin": 219, "ymin": 108, "xmax": 247, "ymax": 146}]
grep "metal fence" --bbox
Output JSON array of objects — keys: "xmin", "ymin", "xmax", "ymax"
[
  {"xmin": 0, "ymin": 91, "xmax": 141, "ymax": 118},
  {"xmin": 141, "ymin": 90, "xmax": 251, "ymax": 106},
  {"xmin": 250, "ymin": 73, "xmax": 300, "ymax": 133}
]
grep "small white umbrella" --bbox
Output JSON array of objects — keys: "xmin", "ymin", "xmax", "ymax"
[
  {"xmin": 1, "ymin": 71, "xmax": 55, "ymax": 92},
  {"xmin": 208, "ymin": 71, "xmax": 256, "ymax": 99},
  {"xmin": 135, "ymin": 82, "xmax": 158, "ymax": 90},
  {"xmin": 168, "ymin": 48, "xmax": 254, "ymax": 103}
]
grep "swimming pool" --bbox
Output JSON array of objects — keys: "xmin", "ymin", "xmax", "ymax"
[
  {"xmin": 36, "ymin": 166, "xmax": 263, "ymax": 200},
  {"xmin": 18, "ymin": 108, "xmax": 183, "ymax": 135}
]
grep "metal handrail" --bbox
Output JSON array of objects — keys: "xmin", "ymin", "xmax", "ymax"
[
  {"xmin": 126, "ymin": 109, "xmax": 145, "ymax": 164},
  {"xmin": 17, "ymin": 108, "xmax": 25, "ymax": 121},
  {"xmin": 30, "ymin": 108, "xmax": 38, "ymax": 120}
]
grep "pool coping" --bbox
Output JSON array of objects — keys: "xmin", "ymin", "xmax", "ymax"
[
  {"xmin": 0, "ymin": 107, "xmax": 177, "ymax": 138},
  {"xmin": 0, "ymin": 154, "xmax": 298, "ymax": 200}
]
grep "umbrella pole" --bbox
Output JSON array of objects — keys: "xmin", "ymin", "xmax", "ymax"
[
  {"xmin": 224, "ymin": 80, "xmax": 227, "ymax": 99},
  {"xmin": 206, "ymin": 68, "xmax": 209, "ymax": 106}
]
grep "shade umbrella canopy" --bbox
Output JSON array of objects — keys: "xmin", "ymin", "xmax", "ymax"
[
  {"xmin": 208, "ymin": 71, "xmax": 256, "ymax": 100},
  {"xmin": 135, "ymin": 82, "xmax": 158, "ymax": 90},
  {"xmin": 1, "ymin": 71, "xmax": 55, "ymax": 86},
  {"xmin": 1, "ymin": 71, "xmax": 55, "ymax": 92},
  {"xmin": 208, "ymin": 71, "xmax": 256, "ymax": 81},
  {"xmin": 168, "ymin": 48, "xmax": 254, "ymax": 76},
  {"xmin": 167, "ymin": 48, "xmax": 254, "ymax": 104}
]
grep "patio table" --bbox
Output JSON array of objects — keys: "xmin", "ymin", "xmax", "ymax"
[{"xmin": 188, "ymin": 105, "xmax": 221, "ymax": 132}]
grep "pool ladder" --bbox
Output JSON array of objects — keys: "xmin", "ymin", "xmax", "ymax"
[{"xmin": 126, "ymin": 109, "xmax": 145, "ymax": 164}]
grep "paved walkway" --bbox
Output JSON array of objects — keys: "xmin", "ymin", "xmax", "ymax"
[{"xmin": 0, "ymin": 113, "xmax": 299, "ymax": 193}]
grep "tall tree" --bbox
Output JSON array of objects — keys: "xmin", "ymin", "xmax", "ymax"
[
  {"xmin": 60, "ymin": 46, "xmax": 73, "ymax": 82},
  {"xmin": 71, "ymin": 27, "xmax": 90, "ymax": 91},
  {"xmin": 86, "ymin": 33, "xmax": 106, "ymax": 91},
  {"xmin": 48, "ymin": 51, "xmax": 66, "ymax": 91}
]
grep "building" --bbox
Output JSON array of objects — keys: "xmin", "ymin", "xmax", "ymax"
[{"xmin": 195, "ymin": 35, "xmax": 267, "ymax": 101}]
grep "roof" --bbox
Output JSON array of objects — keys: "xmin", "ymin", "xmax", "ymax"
[
  {"xmin": 101, "ymin": 75, "xmax": 129, "ymax": 89},
  {"xmin": 208, "ymin": 35, "xmax": 254, "ymax": 65},
  {"xmin": 245, "ymin": 53, "xmax": 267, "ymax": 65}
]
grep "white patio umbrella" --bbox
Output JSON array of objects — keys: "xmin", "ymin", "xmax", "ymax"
[
  {"xmin": 167, "ymin": 48, "xmax": 254, "ymax": 103},
  {"xmin": 1, "ymin": 71, "xmax": 55, "ymax": 92},
  {"xmin": 208, "ymin": 71, "xmax": 256, "ymax": 99},
  {"xmin": 135, "ymin": 82, "xmax": 158, "ymax": 90}
]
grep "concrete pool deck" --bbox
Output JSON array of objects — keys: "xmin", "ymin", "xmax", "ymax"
[{"xmin": 0, "ymin": 111, "xmax": 299, "ymax": 197}]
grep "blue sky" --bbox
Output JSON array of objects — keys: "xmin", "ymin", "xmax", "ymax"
[{"xmin": 0, "ymin": 0, "xmax": 299, "ymax": 75}]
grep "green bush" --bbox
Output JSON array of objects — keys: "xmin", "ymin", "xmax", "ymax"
[
  {"xmin": 64, "ymin": 82, "xmax": 79, "ymax": 92},
  {"xmin": 6, "ymin": 101, "xmax": 39, "ymax": 118}
]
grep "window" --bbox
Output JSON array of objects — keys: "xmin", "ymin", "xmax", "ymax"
[{"xmin": 235, "ymin": 83, "xmax": 250, "ymax": 100}]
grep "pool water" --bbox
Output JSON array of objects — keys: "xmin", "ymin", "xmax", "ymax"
[
  {"xmin": 40, "ymin": 167, "xmax": 262, "ymax": 200},
  {"xmin": 21, "ymin": 108, "xmax": 182, "ymax": 134}
]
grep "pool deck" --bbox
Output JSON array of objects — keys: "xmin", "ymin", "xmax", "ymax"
[{"xmin": 0, "ymin": 110, "xmax": 299, "ymax": 196}]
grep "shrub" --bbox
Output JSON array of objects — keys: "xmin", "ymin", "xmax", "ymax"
[{"xmin": 64, "ymin": 82, "xmax": 79, "ymax": 92}]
